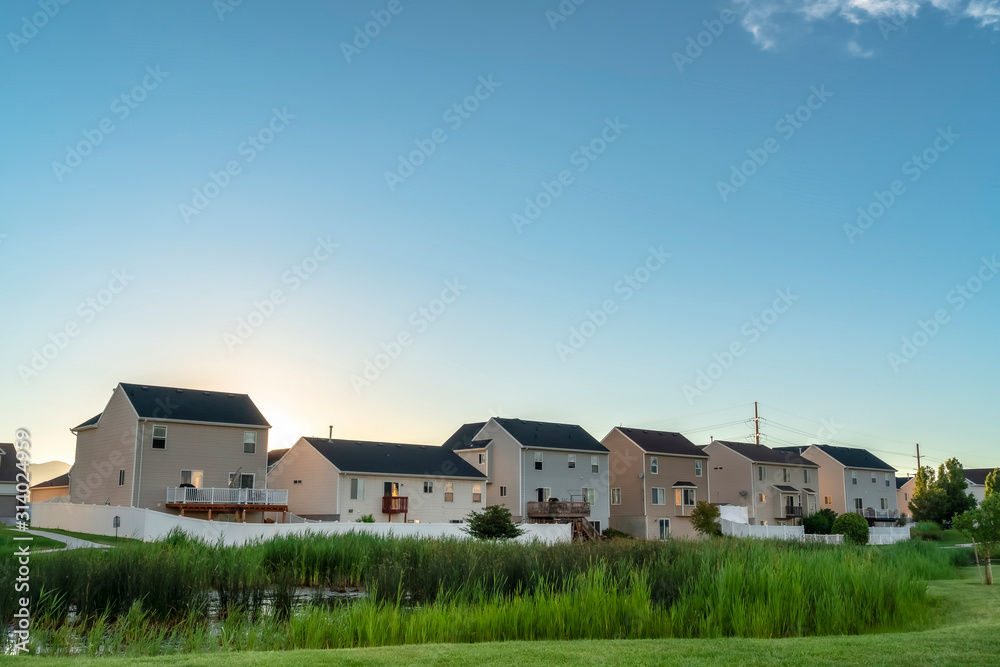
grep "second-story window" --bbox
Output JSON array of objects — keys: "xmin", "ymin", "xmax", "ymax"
[
  {"xmin": 852, "ymin": 471, "xmax": 858, "ymax": 485},
  {"xmin": 695, "ymin": 460, "xmax": 703, "ymax": 477},
  {"xmin": 804, "ymin": 469, "xmax": 811, "ymax": 484},
  {"xmin": 152, "ymin": 425, "xmax": 167, "ymax": 449},
  {"xmin": 758, "ymin": 465, "xmax": 766, "ymax": 481},
  {"xmin": 478, "ymin": 453, "xmax": 486, "ymax": 465},
  {"xmin": 650, "ymin": 457, "xmax": 658, "ymax": 474},
  {"xmin": 782, "ymin": 468, "xmax": 790, "ymax": 483},
  {"xmin": 591, "ymin": 456, "xmax": 599, "ymax": 473},
  {"xmin": 885, "ymin": 473, "xmax": 891, "ymax": 487},
  {"xmin": 534, "ymin": 452, "xmax": 543, "ymax": 470},
  {"xmin": 568, "ymin": 454, "xmax": 576, "ymax": 469},
  {"xmin": 423, "ymin": 481, "xmax": 433, "ymax": 493},
  {"xmin": 472, "ymin": 483, "xmax": 482, "ymax": 503},
  {"xmin": 444, "ymin": 482, "xmax": 454, "ymax": 502},
  {"xmin": 243, "ymin": 431, "xmax": 256, "ymax": 454}
]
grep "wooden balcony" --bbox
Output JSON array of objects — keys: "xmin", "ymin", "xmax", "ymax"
[
  {"xmin": 783, "ymin": 506, "xmax": 803, "ymax": 518},
  {"xmin": 165, "ymin": 487, "xmax": 288, "ymax": 522},
  {"xmin": 526, "ymin": 500, "xmax": 590, "ymax": 520},
  {"xmin": 382, "ymin": 496, "xmax": 408, "ymax": 514}
]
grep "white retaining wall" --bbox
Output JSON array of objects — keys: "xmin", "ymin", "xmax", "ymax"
[{"xmin": 30, "ymin": 502, "xmax": 571, "ymax": 546}]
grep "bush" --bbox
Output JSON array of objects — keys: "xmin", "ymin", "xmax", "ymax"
[
  {"xmin": 355, "ymin": 514, "xmax": 375, "ymax": 523},
  {"xmin": 601, "ymin": 527, "xmax": 634, "ymax": 540},
  {"xmin": 911, "ymin": 521, "xmax": 943, "ymax": 541},
  {"xmin": 832, "ymin": 513, "xmax": 870, "ymax": 545},
  {"xmin": 690, "ymin": 501, "xmax": 721, "ymax": 537},
  {"xmin": 464, "ymin": 505, "xmax": 524, "ymax": 540},
  {"xmin": 803, "ymin": 508, "xmax": 837, "ymax": 535}
]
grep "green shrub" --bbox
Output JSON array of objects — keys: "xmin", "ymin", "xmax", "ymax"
[
  {"xmin": 355, "ymin": 514, "xmax": 375, "ymax": 523},
  {"xmin": 832, "ymin": 512, "xmax": 870, "ymax": 545},
  {"xmin": 803, "ymin": 508, "xmax": 837, "ymax": 534},
  {"xmin": 463, "ymin": 505, "xmax": 524, "ymax": 540},
  {"xmin": 911, "ymin": 521, "xmax": 943, "ymax": 541},
  {"xmin": 601, "ymin": 527, "xmax": 634, "ymax": 540},
  {"xmin": 690, "ymin": 501, "xmax": 721, "ymax": 537}
]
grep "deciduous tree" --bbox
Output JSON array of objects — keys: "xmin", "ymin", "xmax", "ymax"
[
  {"xmin": 954, "ymin": 493, "xmax": 1000, "ymax": 585},
  {"xmin": 691, "ymin": 501, "xmax": 721, "ymax": 537}
]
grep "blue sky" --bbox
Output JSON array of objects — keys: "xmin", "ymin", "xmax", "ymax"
[{"xmin": 2, "ymin": 0, "xmax": 997, "ymax": 475}]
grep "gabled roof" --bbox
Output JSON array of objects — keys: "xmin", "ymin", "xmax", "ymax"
[
  {"xmin": 442, "ymin": 422, "xmax": 489, "ymax": 450},
  {"xmin": 493, "ymin": 418, "xmax": 608, "ymax": 453},
  {"xmin": 0, "ymin": 443, "xmax": 18, "ymax": 482},
  {"xmin": 303, "ymin": 437, "xmax": 486, "ymax": 479},
  {"xmin": 671, "ymin": 480, "xmax": 697, "ymax": 488},
  {"xmin": 73, "ymin": 413, "xmax": 102, "ymax": 430},
  {"xmin": 616, "ymin": 427, "xmax": 706, "ymax": 457},
  {"xmin": 31, "ymin": 472, "xmax": 69, "ymax": 489},
  {"xmin": 118, "ymin": 383, "xmax": 270, "ymax": 427},
  {"xmin": 896, "ymin": 476, "xmax": 912, "ymax": 489},
  {"xmin": 267, "ymin": 448, "xmax": 289, "ymax": 467},
  {"xmin": 792, "ymin": 444, "xmax": 895, "ymax": 472},
  {"xmin": 775, "ymin": 484, "xmax": 799, "ymax": 493},
  {"xmin": 711, "ymin": 440, "xmax": 817, "ymax": 466},
  {"xmin": 965, "ymin": 468, "xmax": 998, "ymax": 486}
]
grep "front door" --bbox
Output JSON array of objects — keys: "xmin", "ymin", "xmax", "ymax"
[{"xmin": 384, "ymin": 482, "xmax": 398, "ymax": 497}]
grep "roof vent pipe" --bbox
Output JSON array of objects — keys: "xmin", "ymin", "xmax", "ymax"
[{"xmin": 329, "ymin": 425, "xmax": 333, "ymax": 440}]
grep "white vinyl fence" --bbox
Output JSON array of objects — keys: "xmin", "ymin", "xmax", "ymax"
[
  {"xmin": 30, "ymin": 502, "xmax": 571, "ymax": 546},
  {"xmin": 868, "ymin": 526, "xmax": 910, "ymax": 545},
  {"xmin": 722, "ymin": 519, "xmax": 910, "ymax": 546}
]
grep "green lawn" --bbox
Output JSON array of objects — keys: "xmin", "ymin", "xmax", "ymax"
[
  {"xmin": 32, "ymin": 528, "xmax": 141, "ymax": 546},
  {"xmin": 10, "ymin": 569, "xmax": 999, "ymax": 666},
  {"xmin": 0, "ymin": 526, "xmax": 65, "ymax": 551}
]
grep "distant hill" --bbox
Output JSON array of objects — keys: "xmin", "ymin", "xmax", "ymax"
[{"xmin": 29, "ymin": 460, "xmax": 71, "ymax": 485}]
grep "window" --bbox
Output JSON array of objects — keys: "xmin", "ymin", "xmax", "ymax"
[
  {"xmin": 478, "ymin": 453, "xmax": 486, "ymax": 465},
  {"xmin": 350, "ymin": 478, "xmax": 365, "ymax": 500},
  {"xmin": 854, "ymin": 498, "xmax": 863, "ymax": 511},
  {"xmin": 881, "ymin": 497, "xmax": 889, "ymax": 510},
  {"xmin": 658, "ymin": 518, "xmax": 671, "ymax": 540},
  {"xmin": 803, "ymin": 469, "xmax": 811, "ymax": 484},
  {"xmin": 591, "ymin": 456, "xmax": 599, "ymax": 473},
  {"xmin": 568, "ymin": 454, "xmax": 576, "ymax": 469},
  {"xmin": 152, "ymin": 425, "xmax": 167, "ymax": 449},
  {"xmin": 758, "ymin": 465, "xmax": 766, "ymax": 481},
  {"xmin": 423, "ymin": 481, "xmax": 433, "ymax": 494},
  {"xmin": 611, "ymin": 488, "xmax": 621, "ymax": 505},
  {"xmin": 904, "ymin": 492, "xmax": 909, "ymax": 501},
  {"xmin": 536, "ymin": 487, "xmax": 551, "ymax": 502},
  {"xmin": 243, "ymin": 431, "xmax": 256, "ymax": 454},
  {"xmin": 590, "ymin": 520, "xmax": 601, "ymax": 534},
  {"xmin": 383, "ymin": 482, "xmax": 399, "ymax": 497},
  {"xmin": 499, "ymin": 485, "xmax": 507, "ymax": 497},
  {"xmin": 759, "ymin": 493, "xmax": 766, "ymax": 503},
  {"xmin": 582, "ymin": 487, "xmax": 595, "ymax": 504},
  {"xmin": 871, "ymin": 474, "xmax": 877, "ymax": 484},
  {"xmin": 823, "ymin": 495, "xmax": 832, "ymax": 505},
  {"xmin": 682, "ymin": 488, "xmax": 696, "ymax": 506},
  {"xmin": 228, "ymin": 472, "xmax": 254, "ymax": 488},
  {"xmin": 885, "ymin": 473, "xmax": 891, "ymax": 487},
  {"xmin": 118, "ymin": 469, "xmax": 125, "ymax": 486},
  {"xmin": 694, "ymin": 460, "xmax": 703, "ymax": 477},
  {"xmin": 852, "ymin": 471, "xmax": 858, "ymax": 485},
  {"xmin": 444, "ymin": 482, "xmax": 454, "ymax": 502},
  {"xmin": 293, "ymin": 480, "xmax": 302, "ymax": 484},
  {"xmin": 782, "ymin": 468, "xmax": 790, "ymax": 483},
  {"xmin": 651, "ymin": 488, "xmax": 665, "ymax": 505},
  {"xmin": 650, "ymin": 457, "xmax": 658, "ymax": 474},
  {"xmin": 180, "ymin": 470, "xmax": 203, "ymax": 488},
  {"xmin": 534, "ymin": 452, "xmax": 543, "ymax": 470},
  {"xmin": 473, "ymin": 483, "xmax": 482, "ymax": 503}
]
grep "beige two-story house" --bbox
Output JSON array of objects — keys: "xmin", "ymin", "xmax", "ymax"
[
  {"xmin": 69, "ymin": 382, "xmax": 284, "ymax": 521},
  {"xmin": 702, "ymin": 440, "xmax": 819, "ymax": 526},
  {"xmin": 268, "ymin": 436, "xmax": 487, "ymax": 522},
  {"xmin": 603, "ymin": 427, "xmax": 710, "ymax": 540}
]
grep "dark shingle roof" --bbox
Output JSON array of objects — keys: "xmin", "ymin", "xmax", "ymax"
[
  {"xmin": 304, "ymin": 437, "xmax": 486, "ymax": 479},
  {"xmin": 713, "ymin": 440, "xmax": 817, "ymax": 466},
  {"xmin": 0, "ymin": 443, "xmax": 18, "ymax": 482},
  {"xmin": 119, "ymin": 383, "xmax": 270, "ymax": 427},
  {"xmin": 73, "ymin": 414, "xmax": 102, "ymax": 430},
  {"xmin": 494, "ymin": 418, "xmax": 608, "ymax": 453},
  {"xmin": 267, "ymin": 449, "xmax": 289, "ymax": 466},
  {"xmin": 31, "ymin": 472, "xmax": 69, "ymax": 489},
  {"xmin": 809, "ymin": 444, "xmax": 895, "ymax": 471},
  {"xmin": 442, "ymin": 423, "xmax": 488, "ymax": 450},
  {"xmin": 965, "ymin": 468, "xmax": 998, "ymax": 485},
  {"xmin": 671, "ymin": 480, "xmax": 697, "ymax": 488},
  {"xmin": 774, "ymin": 484, "xmax": 799, "ymax": 492},
  {"xmin": 896, "ymin": 476, "xmax": 912, "ymax": 489},
  {"xmin": 617, "ymin": 428, "xmax": 706, "ymax": 457}
]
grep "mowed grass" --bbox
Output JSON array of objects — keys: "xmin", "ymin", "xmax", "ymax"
[
  {"xmin": 0, "ymin": 526, "xmax": 65, "ymax": 552},
  {"xmin": 9, "ymin": 570, "xmax": 1000, "ymax": 666},
  {"xmin": 30, "ymin": 528, "xmax": 141, "ymax": 546}
]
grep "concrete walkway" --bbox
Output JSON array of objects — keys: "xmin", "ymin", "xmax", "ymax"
[{"xmin": 22, "ymin": 529, "xmax": 111, "ymax": 551}]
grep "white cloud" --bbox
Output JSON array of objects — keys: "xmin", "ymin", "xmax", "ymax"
[
  {"xmin": 736, "ymin": 0, "xmax": 1000, "ymax": 50},
  {"xmin": 847, "ymin": 39, "xmax": 875, "ymax": 56}
]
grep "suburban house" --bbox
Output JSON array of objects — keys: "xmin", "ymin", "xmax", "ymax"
[
  {"xmin": 896, "ymin": 476, "xmax": 915, "ymax": 515},
  {"xmin": 267, "ymin": 448, "xmax": 289, "ymax": 472},
  {"xmin": 602, "ymin": 427, "xmax": 709, "ymax": 540},
  {"xmin": 775, "ymin": 444, "xmax": 899, "ymax": 524},
  {"xmin": 964, "ymin": 468, "xmax": 997, "ymax": 504},
  {"xmin": 0, "ymin": 443, "xmax": 19, "ymax": 522},
  {"xmin": 267, "ymin": 437, "xmax": 487, "ymax": 522},
  {"xmin": 702, "ymin": 440, "xmax": 819, "ymax": 526},
  {"xmin": 30, "ymin": 473, "xmax": 70, "ymax": 503},
  {"xmin": 69, "ymin": 382, "xmax": 286, "ymax": 522},
  {"xmin": 443, "ymin": 418, "xmax": 610, "ymax": 534}
]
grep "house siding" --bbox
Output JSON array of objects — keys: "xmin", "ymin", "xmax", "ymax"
[
  {"xmin": 69, "ymin": 387, "xmax": 137, "ymax": 507},
  {"xmin": 841, "ymin": 467, "xmax": 897, "ymax": 516},
  {"xmin": 471, "ymin": 421, "xmax": 523, "ymax": 519},
  {"xmin": 267, "ymin": 438, "xmax": 340, "ymax": 517},
  {"xmin": 336, "ymin": 472, "xmax": 481, "ymax": 523},
  {"xmin": 703, "ymin": 441, "xmax": 754, "ymax": 520},
  {"xmin": 604, "ymin": 429, "xmax": 646, "ymax": 536},
  {"xmin": 520, "ymin": 446, "xmax": 609, "ymax": 530}
]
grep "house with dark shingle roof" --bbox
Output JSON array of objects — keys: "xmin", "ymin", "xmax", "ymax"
[
  {"xmin": 964, "ymin": 468, "xmax": 998, "ymax": 504},
  {"xmin": 442, "ymin": 418, "xmax": 610, "ymax": 531},
  {"xmin": 30, "ymin": 472, "xmax": 70, "ymax": 503},
  {"xmin": 68, "ymin": 382, "xmax": 284, "ymax": 520},
  {"xmin": 702, "ymin": 439, "xmax": 820, "ymax": 526},
  {"xmin": 775, "ymin": 444, "xmax": 898, "ymax": 524},
  {"xmin": 602, "ymin": 427, "xmax": 709, "ymax": 540},
  {"xmin": 0, "ymin": 443, "xmax": 20, "ymax": 521},
  {"xmin": 267, "ymin": 436, "xmax": 487, "ymax": 522}
]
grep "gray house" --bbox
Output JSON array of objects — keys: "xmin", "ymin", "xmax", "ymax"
[{"xmin": 0, "ymin": 443, "xmax": 19, "ymax": 522}]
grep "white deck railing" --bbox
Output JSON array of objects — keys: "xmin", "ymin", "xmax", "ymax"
[{"xmin": 166, "ymin": 487, "xmax": 288, "ymax": 506}]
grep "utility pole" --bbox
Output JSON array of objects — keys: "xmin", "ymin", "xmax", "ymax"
[
  {"xmin": 915, "ymin": 443, "xmax": 921, "ymax": 471},
  {"xmin": 753, "ymin": 401, "xmax": 761, "ymax": 445}
]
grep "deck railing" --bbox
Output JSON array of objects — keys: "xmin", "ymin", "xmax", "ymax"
[
  {"xmin": 382, "ymin": 496, "xmax": 408, "ymax": 514},
  {"xmin": 859, "ymin": 508, "xmax": 900, "ymax": 520},
  {"xmin": 166, "ymin": 487, "xmax": 288, "ymax": 506},
  {"xmin": 526, "ymin": 500, "xmax": 591, "ymax": 519}
]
